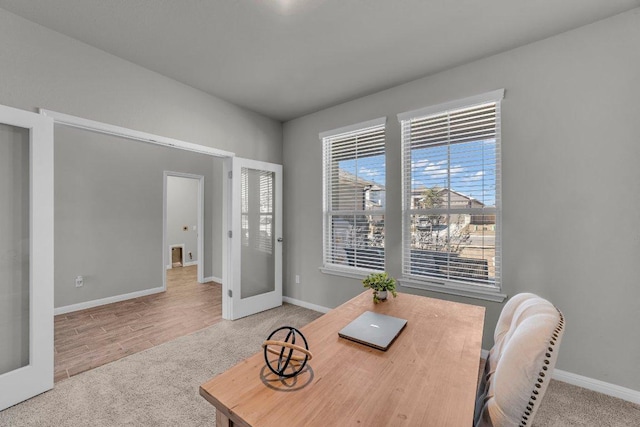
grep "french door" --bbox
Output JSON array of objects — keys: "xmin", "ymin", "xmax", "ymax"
[
  {"xmin": 0, "ymin": 105, "xmax": 54, "ymax": 410},
  {"xmin": 225, "ymin": 157, "xmax": 282, "ymax": 320}
]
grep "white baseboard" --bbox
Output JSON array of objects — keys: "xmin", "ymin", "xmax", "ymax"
[
  {"xmin": 480, "ymin": 348, "xmax": 640, "ymax": 404},
  {"xmin": 552, "ymin": 368, "xmax": 640, "ymax": 404},
  {"xmin": 282, "ymin": 296, "xmax": 331, "ymax": 314},
  {"xmin": 203, "ymin": 276, "xmax": 222, "ymax": 284},
  {"xmin": 54, "ymin": 286, "xmax": 165, "ymax": 315}
]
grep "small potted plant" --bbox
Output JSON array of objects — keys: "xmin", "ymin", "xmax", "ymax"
[{"xmin": 362, "ymin": 272, "xmax": 398, "ymax": 304}]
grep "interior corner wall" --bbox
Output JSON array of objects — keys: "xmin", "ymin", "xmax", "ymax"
[
  {"xmin": 167, "ymin": 176, "xmax": 200, "ymax": 265},
  {"xmin": 282, "ymin": 8, "xmax": 640, "ymax": 391},
  {"xmin": 0, "ymin": 8, "xmax": 281, "ymax": 308}
]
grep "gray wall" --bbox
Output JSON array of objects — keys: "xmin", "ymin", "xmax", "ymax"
[
  {"xmin": 54, "ymin": 125, "xmax": 222, "ymax": 308},
  {"xmin": 0, "ymin": 8, "xmax": 281, "ymax": 307},
  {"xmin": 282, "ymin": 9, "xmax": 640, "ymax": 390},
  {"xmin": 167, "ymin": 176, "xmax": 199, "ymax": 265}
]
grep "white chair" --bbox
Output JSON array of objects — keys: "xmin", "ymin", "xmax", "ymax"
[{"xmin": 474, "ymin": 293, "xmax": 565, "ymax": 427}]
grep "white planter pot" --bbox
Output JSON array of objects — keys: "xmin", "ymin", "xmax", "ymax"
[{"xmin": 377, "ymin": 290, "xmax": 387, "ymax": 300}]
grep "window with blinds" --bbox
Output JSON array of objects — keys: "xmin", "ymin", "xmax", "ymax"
[
  {"xmin": 399, "ymin": 90, "xmax": 503, "ymax": 289},
  {"xmin": 241, "ymin": 167, "xmax": 274, "ymax": 254},
  {"xmin": 321, "ymin": 118, "xmax": 386, "ymax": 272}
]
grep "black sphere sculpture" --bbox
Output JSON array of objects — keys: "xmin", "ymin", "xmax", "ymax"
[{"xmin": 262, "ymin": 326, "xmax": 313, "ymax": 378}]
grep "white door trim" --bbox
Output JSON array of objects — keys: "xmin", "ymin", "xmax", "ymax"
[
  {"xmin": 39, "ymin": 109, "xmax": 234, "ymax": 158},
  {"xmin": 222, "ymin": 159, "xmax": 233, "ymax": 319}
]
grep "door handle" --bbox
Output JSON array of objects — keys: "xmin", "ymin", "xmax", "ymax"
[{"xmin": 277, "ymin": 237, "xmax": 283, "ymax": 242}]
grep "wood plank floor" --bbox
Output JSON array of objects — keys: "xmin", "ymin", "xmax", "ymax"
[{"xmin": 54, "ymin": 265, "xmax": 222, "ymax": 382}]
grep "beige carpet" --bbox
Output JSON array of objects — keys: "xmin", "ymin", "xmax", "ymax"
[{"xmin": 1, "ymin": 303, "xmax": 638, "ymax": 426}]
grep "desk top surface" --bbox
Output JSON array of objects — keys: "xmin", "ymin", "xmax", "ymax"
[{"xmin": 200, "ymin": 291, "xmax": 485, "ymax": 427}]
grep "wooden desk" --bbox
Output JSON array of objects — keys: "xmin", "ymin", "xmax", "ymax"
[{"xmin": 200, "ymin": 291, "xmax": 485, "ymax": 426}]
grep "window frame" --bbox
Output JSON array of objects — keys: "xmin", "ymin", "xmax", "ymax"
[
  {"xmin": 398, "ymin": 90, "xmax": 506, "ymax": 302},
  {"xmin": 319, "ymin": 117, "xmax": 387, "ymax": 278}
]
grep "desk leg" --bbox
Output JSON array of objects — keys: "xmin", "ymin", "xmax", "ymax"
[{"xmin": 216, "ymin": 409, "xmax": 233, "ymax": 427}]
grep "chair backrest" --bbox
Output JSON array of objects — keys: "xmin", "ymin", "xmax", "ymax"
[{"xmin": 474, "ymin": 293, "xmax": 565, "ymax": 427}]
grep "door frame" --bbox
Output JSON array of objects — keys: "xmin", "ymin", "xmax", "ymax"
[
  {"xmin": 39, "ymin": 110, "xmax": 284, "ymax": 326},
  {"xmin": 163, "ymin": 172, "xmax": 205, "ymax": 288},
  {"xmin": 0, "ymin": 104, "xmax": 54, "ymax": 411},
  {"xmin": 41, "ymin": 109, "xmax": 236, "ymax": 311},
  {"xmin": 40, "ymin": 109, "xmax": 234, "ymax": 305}
]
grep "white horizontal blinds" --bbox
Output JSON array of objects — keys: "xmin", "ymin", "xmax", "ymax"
[
  {"xmin": 323, "ymin": 123, "xmax": 386, "ymax": 271},
  {"xmin": 402, "ymin": 100, "xmax": 501, "ymax": 288},
  {"xmin": 241, "ymin": 167, "xmax": 274, "ymax": 254},
  {"xmin": 258, "ymin": 170, "xmax": 274, "ymax": 254}
]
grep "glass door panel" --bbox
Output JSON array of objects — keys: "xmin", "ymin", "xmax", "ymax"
[
  {"xmin": 240, "ymin": 167, "xmax": 275, "ymax": 298},
  {"xmin": 0, "ymin": 124, "xmax": 30, "ymax": 376}
]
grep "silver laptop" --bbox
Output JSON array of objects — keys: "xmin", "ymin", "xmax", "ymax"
[{"xmin": 338, "ymin": 311, "xmax": 407, "ymax": 351}]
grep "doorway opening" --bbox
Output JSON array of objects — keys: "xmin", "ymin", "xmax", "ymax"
[
  {"xmin": 164, "ymin": 172, "xmax": 205, "ymax": 287},
  {"xmin": 42, "ymin": 110, "xmax": 233, "ymax": 382}
]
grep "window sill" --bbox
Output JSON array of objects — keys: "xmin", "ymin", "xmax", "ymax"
[
  {"xmin": 399, "ymin": 277, "xmax": 507, "ymax": 302},
  {"xmin": 319, "ymin": 266, "xmax": 380, "ymax": 281}
]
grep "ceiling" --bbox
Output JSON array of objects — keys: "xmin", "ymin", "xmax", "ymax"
[{"xmin": 1, "ymin": 0, "xmax": 638, "ymax": 121}]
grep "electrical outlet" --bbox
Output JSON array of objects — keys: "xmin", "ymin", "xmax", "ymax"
[
  {"xmin": 295, "ymin": 275, "xmax": 300, "ymax": 284},
  {"xmin": 75, "ymin": 276, "xmax": 84, "ymax": 287}
]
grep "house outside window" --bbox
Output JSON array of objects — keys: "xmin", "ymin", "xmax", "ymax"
[
  {"xmin": 398, "ymin": 90, "xmax": 504, "ymax": 299},
  {"xmin": 321, "ymin": 118, "xmax": 386, "ymax": 273}
]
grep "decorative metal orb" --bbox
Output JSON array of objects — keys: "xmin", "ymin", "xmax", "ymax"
[{"xmin": 262, "ymin": 326, "xmax": 313, "ymax": 378}]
